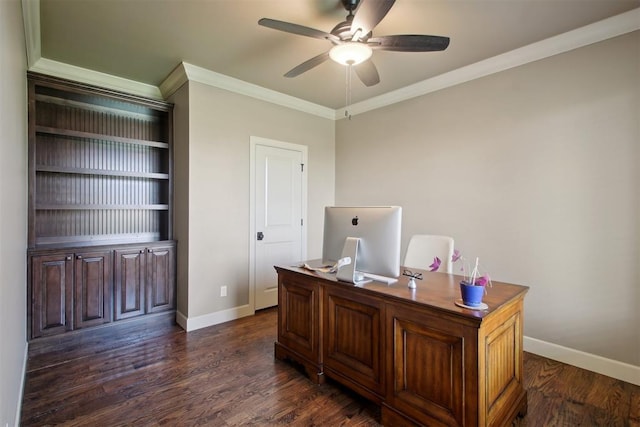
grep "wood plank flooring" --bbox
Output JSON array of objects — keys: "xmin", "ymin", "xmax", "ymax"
[{"xmin": 21, "ymin": 308, "xmax": 639, "ymax": 426}]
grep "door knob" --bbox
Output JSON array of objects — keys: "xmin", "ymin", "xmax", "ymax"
[{"xmin": 257, "ymin": 232, "xmax": 264, "ymax": 241}]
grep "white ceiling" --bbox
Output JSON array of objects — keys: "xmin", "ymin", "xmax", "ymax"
[{"xmin": 36, "ymin": 0, "xmax": 640, "ymax": 110}]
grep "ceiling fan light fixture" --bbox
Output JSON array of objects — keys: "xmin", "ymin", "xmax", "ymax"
[
  {"xmin": 259, "ymin": 0, "xmax": 449, "ymax": 86},
  {"xmin": 329, "ymin": 42, "xmax": 372, "ymax": 66}
]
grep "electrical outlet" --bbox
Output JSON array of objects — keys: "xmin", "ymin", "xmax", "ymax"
[{"xmin": 220, "ymin": 286, "xmax": 227, "ymax": 297}]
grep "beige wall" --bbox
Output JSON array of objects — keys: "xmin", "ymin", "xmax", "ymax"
[
  {"xmin": 0, "ymin": 0, "xmax": 28, "ymax": 424},
  {"xmin": 168, "ymin": 83, "xmax": 190, "ymax": 316},
  {"xmin": 176, "ymin": 81, "xmax": 335, "ymax": 319},
  {"xmin": 336, "ymin": 32, "xmax": 640, "ymax": 366}
]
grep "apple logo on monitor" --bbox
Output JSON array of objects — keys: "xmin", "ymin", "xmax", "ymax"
[{"xmin": 352, "ymin": 216, "xmax": 359, "ymax": 226}]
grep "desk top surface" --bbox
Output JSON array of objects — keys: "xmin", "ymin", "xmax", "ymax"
[{"xmin": 275, "ymin": 261, "xmax": 529, "ymax": 321}]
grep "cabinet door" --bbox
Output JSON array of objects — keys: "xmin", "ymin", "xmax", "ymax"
[
  {"xmin": 74, "ymin": 250, "xmax": 112, "ymax": 329},
  {"xmin": 114, "ymin": 247, "xmax": 146, "ymax": 320},
  {"xmin": 385, "ymin": 303, "xmax": 470, "ymax": 427},
  {"xmin": 277, "ymin": 271, "xmax": 321, "ymax": 364},
  {"xmin": 31, "ymin": 253, "xmax": 74, "ymax": 338},
  {"xmin": 324, "ymin": 286, "xmax": 385, "ymax": 398},
  {"xmin": 146, "ymin": 243, "xmax": 176, "ymax": 313}
]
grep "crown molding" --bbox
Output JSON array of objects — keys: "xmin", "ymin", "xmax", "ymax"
[
  {"xmin": 159, "ymin": 63, "xmax": 190, "ymax": 99},
  {"xmin": 28, "ymin": 58, "xmax": 163, "ymax": 99},
  {"xmin": 160, "ymin": 62, "xmax": 335, "ymax": 120},
  {"xmin": 335, "ymin": 7, "xmax": 640, "ymax": 120},
  {"xmin": 21, "ymin": 0, "xmax": 638, "ymax": 119},
  {"xmin": 22, "ymin": 0, "xmax": 41, "ymax": 68}
]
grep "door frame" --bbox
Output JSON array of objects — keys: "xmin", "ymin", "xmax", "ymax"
[{"xmin": 249, "ymin": 136, "xmax": 308, "ymax": 311}]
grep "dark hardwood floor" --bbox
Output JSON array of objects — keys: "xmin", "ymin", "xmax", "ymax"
[{"xmin": 21, "ymin": 308, "xmax": 639, "ymax": 426}]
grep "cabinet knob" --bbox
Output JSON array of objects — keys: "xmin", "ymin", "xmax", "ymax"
[
  {"xmin": 148, "ymin": 249, "xmax": 152, "ymax": 253},
  {"xmin": 65, "ymin": 256, "xmax": 72, "ymax": 261},
  {"xmin": 76, "ymin": 255, "xmax": 82, "ymax": 260},
  {"xmin": 139, "ymin": 250, "xmax": 144, "ymax": 254}
]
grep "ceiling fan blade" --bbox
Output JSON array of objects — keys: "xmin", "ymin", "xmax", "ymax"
[
  {"xmin": 350, "ymin": 0, "xmax": 396, "ymax": 40},
  {"xmin": 284, "ymin": 51, "xmax": 331, "ymax": 78},
  {"xmin": 368, "ymin": 35, "xmax": 450, "ymax": 52},
  {"xmin": 354, "ymin": 59, "xmax": 380, "ymax": 87},
  {"xmin": 259, "ymin": 18, "xmax": 340, "ymax": 43}
]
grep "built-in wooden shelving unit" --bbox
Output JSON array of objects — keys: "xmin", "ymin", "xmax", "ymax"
[{"xmin": 27, "ymin": 72, "xmax": 176, "ymax": 340}]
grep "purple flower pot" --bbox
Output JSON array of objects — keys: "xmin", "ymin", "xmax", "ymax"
[{"xmin": 460, "ymin": 281, "xmax": 484, "ymax": 307}]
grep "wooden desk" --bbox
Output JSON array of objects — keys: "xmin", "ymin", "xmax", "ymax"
[{"xmin": 274, "ymin": 263, "xmax": 529, "ymax": 427}]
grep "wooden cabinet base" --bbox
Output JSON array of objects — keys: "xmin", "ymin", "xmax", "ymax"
[
  {"xmin": 29, "ymin": 241, "xmax": 176, "ymax": 340},
  {"xmin": 381, "ymin": 390, "xmax": 528, "ymax": 427},
  {"xmin": 381, "ymin": 403, "xmax": 422, "ymax": 427},
  {"xmin": 275, "ymin": 264, "xmax": 529, "ymax": 427}
]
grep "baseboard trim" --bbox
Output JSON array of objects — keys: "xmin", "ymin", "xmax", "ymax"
[
  {"xmin": 175, "ymin": 310, "xmax": 188, "ymax": 331},
  {"xmin": 14, "ymin": 340, "xmax": 28, "ymax": 427},
  {"xmin": 524, "ymin": 336, "xmax": 640, "ymax": 386},
  {"xmin": 175, "ymin": 304, "xmax": 255, "ymax": 332}
]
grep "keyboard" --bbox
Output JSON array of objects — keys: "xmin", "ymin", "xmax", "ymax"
[{"xmin": 362, "ymin": 272, "xmax": 398, "ymax": 285}]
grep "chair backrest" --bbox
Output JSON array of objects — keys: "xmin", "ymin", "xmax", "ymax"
[{"xmin": 404, "ymin": 234, "xmax": 455, "ymax": 273}]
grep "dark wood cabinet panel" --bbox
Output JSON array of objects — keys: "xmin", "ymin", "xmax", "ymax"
[
  {"xmin": 482, "ymin": 303, "xmax": 526, "ymax": 425},
  {"xmin": 74, "ymin": 250, "xmax": 112, "ymax": 329},
  {"xmin": 114, "ymin": 248, "xmax": 146, "ymax": 320},
  {"xmin": 385, "ymin": 304, "xmax": 466, "ymax": 426},
  {"xmin": 30, "ymin": 242, "xmax": 176, "ymax": 339},
  {"xmin": 278, "ymin": 273, "xmax": 318, "ymax": 358},
  {"xmin": 324, "ymin": 287, "xmax": 385, "ymax": 399},
  {"xmin": 275, "ymin": 271, "xmax": 322, "ymax": 382},
  {"xmin": 114, "ymin": 242, "xmax": 176, "ymax": 320},
  {"xmin": 31, "ymin": 253, "xmax": 74, "ymax": 338},
  {"xmin": 146, "ymin": 243, "xmax": 176, "ymax": 313}
]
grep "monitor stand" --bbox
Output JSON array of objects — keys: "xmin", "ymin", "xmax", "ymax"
[{"xmin": 336, "ymin": 237, "xmax": 372, "ymax": 285}]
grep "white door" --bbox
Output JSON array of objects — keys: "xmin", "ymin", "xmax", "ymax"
[{"xmin": 252, "ymin": 139, "xmax": 306, "ymax": 310}]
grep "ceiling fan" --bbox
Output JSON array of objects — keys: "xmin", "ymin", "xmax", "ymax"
[{"xmin": 258, "ymin": 0, "xmax": 450, "ymax": 87}]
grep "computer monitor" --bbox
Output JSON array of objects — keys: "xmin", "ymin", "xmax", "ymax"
[{"xmin": 322, "ymin": 206, "xmax": 402, "ymax": 283}]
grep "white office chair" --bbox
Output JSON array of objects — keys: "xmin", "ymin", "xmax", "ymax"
[{"xmin": 404, "ymin": 234, "xmax": 455, "ymax": 273}]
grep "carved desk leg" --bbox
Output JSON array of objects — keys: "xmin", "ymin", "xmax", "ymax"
[{"xmin": 274, "ymin": 342, "xmax": 324, "ymax": 384}]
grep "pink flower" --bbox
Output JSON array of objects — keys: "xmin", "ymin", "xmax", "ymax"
[
  {"xmin": 429, "ymin": 257, "xmax": 441, "ymax": 272},
  {"xmin": 451, "ymin": 250, "xmax": 492, "ymax": 288},
  {"xmin": 474, "ymin": 274, "xmax": 490, "ymax": 287}
]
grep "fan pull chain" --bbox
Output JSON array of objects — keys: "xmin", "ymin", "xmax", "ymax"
[{"xmin": 345, "ymin": 64, "xmax": 352, "ymax": 120}]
